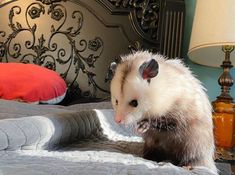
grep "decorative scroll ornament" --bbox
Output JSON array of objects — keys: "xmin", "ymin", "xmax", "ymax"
[
  {"xmin": 128, "ymin": 41, "xmax": 142, "ymax": 53},
  {"xmin": 108, "ymin": 0, "xmax": 160, "ymax": 42},
  {"xmin": 88, "ymin": 37, "xmax": 102, "ymax": 52},
  {"xmin": 105, "ymin": 40, "xmax": 142, "ymax": 83},
  {"xmin": 28, "ymin": 6, "xmax": 44, "ymax": 19},
  {"xmin": 36, "ymin": 0, "xmax": 67, "ymax": 5},
  {"xmin": 0, "ymin": 0, "xmax": 106, "ymax": 98}
]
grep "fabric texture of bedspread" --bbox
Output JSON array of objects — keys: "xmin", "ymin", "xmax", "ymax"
[{"xmin": 0, "ymin": 100, "xmax": 223, "ymax": 175}]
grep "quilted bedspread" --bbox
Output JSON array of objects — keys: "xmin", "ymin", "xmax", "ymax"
[{"xmin": 0, "ymin": 100, "xmax": 226, "ymax": 175}]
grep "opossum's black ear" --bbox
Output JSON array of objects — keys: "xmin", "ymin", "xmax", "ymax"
[
  {"xmin": 139, "ymin": 59, "xmax": 159, "ymax": 80},
  {"xmin": 105, "ymin": 62, "xmax": 117, "ymax": 82},
  {"xmin": 110, "ymin": 62, "xmax": 117, "ymax": 73}
]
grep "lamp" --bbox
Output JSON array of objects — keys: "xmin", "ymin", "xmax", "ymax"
[{"xmin": 188, "ymin": 0, "xmax": 235, "ymax": 151}]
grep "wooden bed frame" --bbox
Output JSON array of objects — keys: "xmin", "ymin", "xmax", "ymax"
[{"xmin": 0, "ymin": 0, "xmax": 185, "ymax": 104}]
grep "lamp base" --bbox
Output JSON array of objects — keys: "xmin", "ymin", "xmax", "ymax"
[
  {"xmin": 212, "ymin": 100, "xmax": 235, "ymax": 148},
  {"xmin": 216, "ymin": 45, "xmax": 234, "ymax": 103},
  {"xmin": 212, "ymin": 45, "xmax": 235, "ymax": 149}
]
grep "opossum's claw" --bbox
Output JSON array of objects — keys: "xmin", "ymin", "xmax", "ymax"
[{"xmin": 136, "ymin": 119, "xmax": 150, "ymax": 134}]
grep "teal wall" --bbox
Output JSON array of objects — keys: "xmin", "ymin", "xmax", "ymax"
[{"xmin": 182, "ymin": 0, "xmax": 235, "ymax": 102}]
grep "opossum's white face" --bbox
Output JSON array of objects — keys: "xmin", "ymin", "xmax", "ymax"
[{"xmin": 110, "ymin": 58, "xmax": 158, "ymax": 124}]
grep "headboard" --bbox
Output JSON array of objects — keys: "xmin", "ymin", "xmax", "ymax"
[{"xmin": 0, "ymin": 0, "xmax": 185, "ymax": 103}]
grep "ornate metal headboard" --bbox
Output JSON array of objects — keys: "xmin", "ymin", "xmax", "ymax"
[{"xmin": 0, "ymin": 0, "xmax": 185, "ymax": 103}]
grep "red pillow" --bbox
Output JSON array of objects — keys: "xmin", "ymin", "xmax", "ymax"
[{"xmin": 0, "ymin": 63, "xmax": 67, "ymax": 104}]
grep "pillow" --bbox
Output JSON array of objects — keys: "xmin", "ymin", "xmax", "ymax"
[{"xmin": 0, "ymin": 63, "xmax": 67, "ymax": 104}]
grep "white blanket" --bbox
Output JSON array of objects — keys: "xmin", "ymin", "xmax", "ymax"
[{"xmin": 0, "ymin": 105, "xmax": 218, "ymax": 175}]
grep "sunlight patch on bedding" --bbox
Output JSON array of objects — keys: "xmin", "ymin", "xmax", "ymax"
[{"xmin": 94, "ymin": 109, "xmax": 143, "ymax": 142}]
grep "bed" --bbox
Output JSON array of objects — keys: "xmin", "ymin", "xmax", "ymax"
[
  {"xmin": 0, "ymin": 0, "xmax": 229, "ymax": 175},
  {"xmin": 0, "ymin": 99, "xmax": 223, "ymax": 175}
]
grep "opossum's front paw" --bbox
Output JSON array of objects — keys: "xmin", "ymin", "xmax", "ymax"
[{"xmin": 137, "ymin": 119, "xmax": 151, "ymax": 134}]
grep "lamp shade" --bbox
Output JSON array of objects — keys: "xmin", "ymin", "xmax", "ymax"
[{"xmin": 188, "ymin": 0, "xmax": 235, "ymax": 67}]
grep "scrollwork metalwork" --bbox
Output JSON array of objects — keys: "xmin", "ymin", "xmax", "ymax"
[
  {"xmin": 28, "ymin": 6, "xmax": 44, "ymax": 19},
  {"xmin": 108, "ymin": 0, "xmax": 160, "ymax": 42},
  {"xmin": 0, "ymin": 0, "xmax": 106, "ymax": 98},
  {"xmin": 0, "ymin": 44, "xmax": 5, "ymax": 62},
  {"xmin": 36, "ymin": 0, "xmax": 66, "ymax": 5},
  {"xmin": 128, "ymin": 40, "xmax": 142, "ymax": 53},
  {"xmin": 49, "ymin": 4, "xmax": 64, "ymax": 21},
  {"xmin": 105, "ymin": 41, "xmax": 141, "ymax": 83},
  {"xmin": 88, "ymin": 37, "xmax": 102, "ymax": 52}
]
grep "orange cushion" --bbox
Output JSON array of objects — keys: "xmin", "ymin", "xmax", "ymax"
[{"xmin": 0, "ymin": 63, "xmax": 67, "ymax": 104}]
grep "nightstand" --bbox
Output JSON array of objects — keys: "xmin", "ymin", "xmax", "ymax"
[{"xmin": 216, "ymin": 148, "xmax": 235, "ymax": 175}]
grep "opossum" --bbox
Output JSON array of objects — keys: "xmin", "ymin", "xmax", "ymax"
[{"xmin": 110, "ymin": 51, "xmax": 217, "ymax": 173}]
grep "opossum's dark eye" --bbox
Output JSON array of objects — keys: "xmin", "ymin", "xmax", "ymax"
[
  {"xmin": 129, "ymin": 99, "xmax": 138, "ymax": 107},
  {"xmin": 115, "ymin": 99, "xmax": 118, "ymax": 105}
]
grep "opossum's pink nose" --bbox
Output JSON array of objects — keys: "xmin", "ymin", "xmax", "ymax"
[{"xmin": 115, "ymin": 115, "xmax": 123, "ymax": 123}]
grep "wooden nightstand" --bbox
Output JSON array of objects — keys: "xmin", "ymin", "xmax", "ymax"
[{"xmin": 216, "ymin": 148, "xmax": 235, "ymax": 175}]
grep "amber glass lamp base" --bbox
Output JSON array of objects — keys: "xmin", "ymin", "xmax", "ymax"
[{"xmin": 212, "ymin": 101, "xmax": 235, "ymax": 148}]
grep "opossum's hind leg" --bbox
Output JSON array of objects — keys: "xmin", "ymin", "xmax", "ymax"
[
  {"xmin": 142, "ymin": 144, "xmax": 160, "ymax": 161},
  {"xmin": 143, "ymin": 144, "xmax": 171, "ymax": 163}
]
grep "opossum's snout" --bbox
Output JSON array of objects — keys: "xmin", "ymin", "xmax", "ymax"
[
  {"xmin": 114, "ymin": 111, "xmax": 127, "ymax": 124},
  {"xmin": 114, "ymin": 114, "xmax": 123, "ymax": 123}
]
